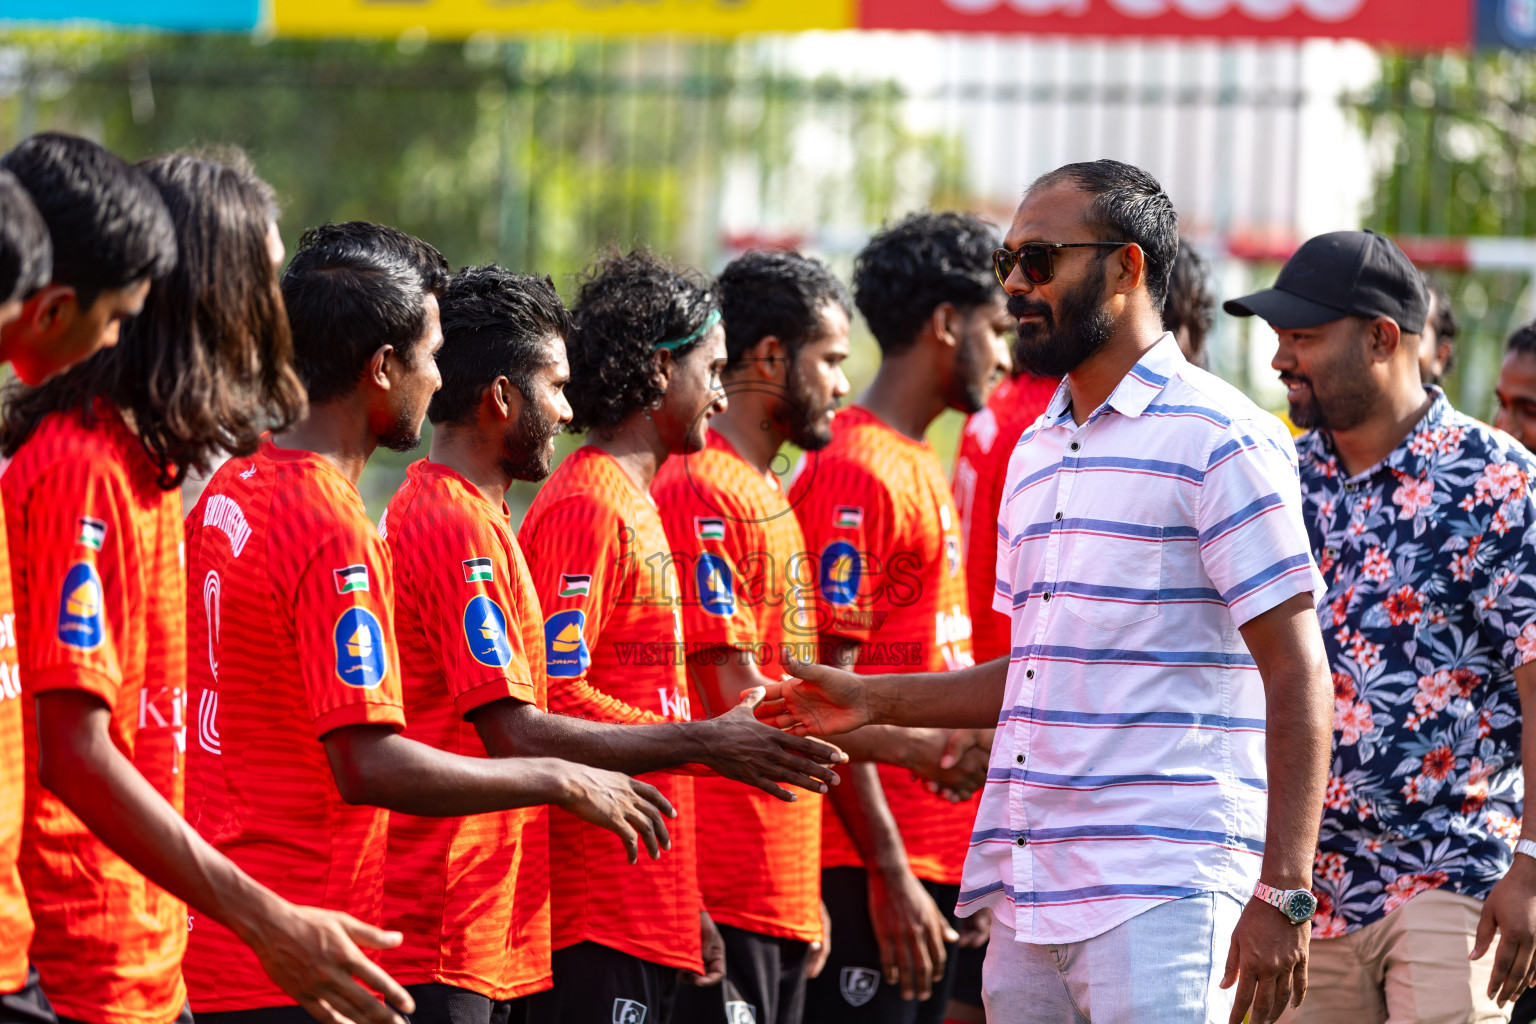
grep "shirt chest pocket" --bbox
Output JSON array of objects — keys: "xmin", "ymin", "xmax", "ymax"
[{"xmin": 1058, "ymin": 527, "xmax": 1165, "ymax": 631}]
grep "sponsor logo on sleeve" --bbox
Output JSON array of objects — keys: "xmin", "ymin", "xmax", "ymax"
[
  {"xmin": 833, "ymin": 506, "xmax": 863, "ymax": 529},
  {"xmin": 840, "ymin": 967, "xmax": 880, "ymax": 1008},
  {"xmin": 76, "ymin": 516, "xmax": 107, "ymax": 551},
  {"xmin": 464, "ymin": 595, "xmax": 514, "ymax": 668},
  {"xmin": 696, "ymin": 552, "xmax": 736, "ymax": 617},
  {"xmin": 544, "ymin": 609, "xmax": 590, "ymax": 678},
  {"xmin": 463, "ymin": 557, "xmax": 494, "ymax": 582},
  {"xmin": 695, "ymin": 516, "xmax": 725, "ymax": 540},
  {"xmin": 819, "ymin": 540, "xmax": 861, "ymax": 608},
  {"xmin": 558, "ymin": 573, "xmax": 591, "ymax": 598},
  {"xmin": 333, "ymin": 607, "xmax": 388, "ymax": 688},
  {"xmin": 57, "ymin": 562, "xmax": 105, "ymax": 650},
  {"xmin": 612, "ymin": 1001, "xmax": 647, "ymax": 1024},
  {"xmin": 333, "ymin": 564, "xmax": 370, "ymax": 594}
]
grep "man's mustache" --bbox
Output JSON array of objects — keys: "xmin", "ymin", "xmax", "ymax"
[{"xmin": 1007, "ymin": 294, "xmax": 1053, "ymax": 322}]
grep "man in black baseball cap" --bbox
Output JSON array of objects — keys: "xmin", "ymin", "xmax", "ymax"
[{"xmin": 1233, "ymin": 230, "xmax": 1536, "ymax": 1024}]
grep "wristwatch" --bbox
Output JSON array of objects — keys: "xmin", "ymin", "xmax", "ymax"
[
  {"xmin": 1516, "ymin": 838, "xmax": 1536, "ymax": 862},
  {"xmin": 1253, "ymin": 881, "xmax": 1318, "ymax": 925}
]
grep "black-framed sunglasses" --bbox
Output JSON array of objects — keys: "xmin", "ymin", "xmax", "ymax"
[{"xmin": 992, "ymin": 242, "xmax": 1129, "ymax": 287}]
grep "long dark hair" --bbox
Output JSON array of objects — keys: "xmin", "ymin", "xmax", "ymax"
[{"xmin": 0, "ymin": 149, "xmax": 307, "ymax": 488}]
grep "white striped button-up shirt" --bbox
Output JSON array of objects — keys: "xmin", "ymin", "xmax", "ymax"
[{"xmin": 960, "ymin": 334, "xmax": 1323, "ymax": 944}]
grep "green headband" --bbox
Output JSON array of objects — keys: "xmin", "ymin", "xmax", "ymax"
[{"xmin": 653, "ymin": 309, "xmax": 720, "ymax": 352}]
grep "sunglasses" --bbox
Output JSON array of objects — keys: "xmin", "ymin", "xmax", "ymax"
[{"xmin": 992, "ymin": 242, "xmax": 1128, "ymax": 287}]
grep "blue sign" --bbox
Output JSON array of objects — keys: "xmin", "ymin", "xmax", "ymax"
[
  {"xmin": 57, "ymin": 561, "xmax": 105, "ymax": 651},
  {"xmin": 463, "ymin": 595, "xmax": 514, "ymax": 668},
  {"xmin": 544, "ymin": 609, "xmax": 590, "ymax": 678},
  {"xmin": 333, "ymin": 606, "xmax": 387, "ymax": 689},
  {"xmin": 819, "ymin": 540, "xmax": 861, "ymax": 608},
  {"xmin": 696, "ymin": 553, "xmax": 736, "ymax": 618},
  {"xmin": 0, "ymin": 0, "xmax": 258, "ymax": 30}
]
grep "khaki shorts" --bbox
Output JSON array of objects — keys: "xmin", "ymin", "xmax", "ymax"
[{"xmin": 1279, "ymin": 888, "xmax": 1509, "ymax": 1024}]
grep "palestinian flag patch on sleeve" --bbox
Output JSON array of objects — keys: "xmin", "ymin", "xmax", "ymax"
[
  {"xmin": 76, "ymin": 516, "xmax": 107, "ymax": 551},
  {"xmin": 695, "ymin": 517, "xmax": 725, "ymax": 540},
  {"xmin": 333, "ymin": 564, "xmax": 370, "ymax": 594},
  {"xmin": 834, "ymin": 506, "xmax": 863, "ymax": 529},
  {"xmin": 558, "ymin": 573, "xmax": 591, "ymax": 598},
  {"xmin": 462, "ymin": 557, "xmax": 494, "ymax": 582}
]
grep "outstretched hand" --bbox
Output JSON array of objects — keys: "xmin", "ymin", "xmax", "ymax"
[
  {"xmin": 558, "ymin": 765, "xmax": 675, "ymax": 864},
  {"xmin": 697, "ymin": 687, "xmax": 847, "ymax": 802},
  {"xmin": 241, "ymin": 900, "xmax": 416, "ymax": 1024},
  {"xmin": 753, "ymin": 656, "xmax": 874, "ymax": 737}
]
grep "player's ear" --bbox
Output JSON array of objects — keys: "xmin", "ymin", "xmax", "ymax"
[
  {"xmin": 20, "ymin": 284, "xmax": 74, "ymax": 341},
  {"xmin": 930, "ymin": 302, "xmax": 962, "ymax": 351},
  {"xmin": 650, "ymin": 347, "xmax": 674, "ymax": 393},
  {"xmin": 753, "ymin": 335, "xmax": 787, "ymax": 382},
  {"xmin": 367, "ymin": 345, "xmax": 393, "ymax": 390},
  {"xmin": 487, "ymin": 375, "xmax": 519, "ymax": 423}
]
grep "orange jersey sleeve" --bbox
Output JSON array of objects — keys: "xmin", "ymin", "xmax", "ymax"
[
  {"xmin": 0, "ymin": 506, "xmax": 30, "ymax": 994},
  {"xmin": 4, "ymin": 406, "xmax": 187, "ymax": 1024},
  {"xmin": 381, "ymin": 459, "xmax": 551, "ymax": 1000}
]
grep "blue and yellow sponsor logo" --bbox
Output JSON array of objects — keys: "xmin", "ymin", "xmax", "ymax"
[
  {"xmin": 333, "ymin": 606, "xmax": 388, "ymax": 688},
  {"xmin": 464, "ymin": 594, "xmax": 514, "ymax": 668},
  {"xmin": 57, "ymin": 561, "xmax": 105, "ymax": 650},
  {"xmin": 819, "ymin": 540, "xmax": 861, "ymax": 608},
  {"xmin": 697, "ymin": 553, "xmax": 736, "ymax": 618},
  {"xmin": 544, "ymin": 609, "xmax": 590, "ymax": 678}
]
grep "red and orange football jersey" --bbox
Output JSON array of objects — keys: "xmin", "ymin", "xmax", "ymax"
[
  {"xmin": 789, "ymin": 406, "xmax": 977, "ymax": 885},
  {"xmin": 0, "ymin": 504, "xmax": 29, "ymax": 997},
  {"xmin": 952, "ymin": 374, "xmax": 1058, "ymax": 664},
  {"xmin": 519, "ymin": 446, "xmax": 702, "ymax": 973},
  {"xmin": 3, "ymin": 403, "xmax": 187, "ymax": 1024},
  {"xmin": 183, "ymin": 441, "xmax": 405, "ymax": 1012},
  {"xmin": 382, "ymin": 458, "xmax": 551, "ymax": 1000},
  {"xmin": 652, "ymin": 430, "xmax": 823, "ymax": 944}
]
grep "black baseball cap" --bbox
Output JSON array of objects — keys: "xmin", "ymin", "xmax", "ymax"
[{"xmin": 1224, "ymin": 230, "xmax": 1427, "ymax": 334}]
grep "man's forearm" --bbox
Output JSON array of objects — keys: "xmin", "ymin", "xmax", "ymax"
[
  {"xmin": 864, "ymin": 656, "xmax": 1010, "ymax": 730},
  {"xmin": 1258, "ymin": 664, "xmax": 1331, "ymax": 889},
  {"xmin": 828, "ymin": 762, "xmax": 910, "ymax": 876},
  {"xmin": 473, "ymin": 699, "xmax": 706, "ymax": 774}
]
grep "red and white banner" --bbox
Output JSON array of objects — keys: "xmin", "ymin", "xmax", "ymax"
[{"xmin": 859, "ymin": 0, "xmax": 1469, "ymax": 48}]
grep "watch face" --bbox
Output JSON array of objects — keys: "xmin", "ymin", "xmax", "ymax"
[{"xmin": 1283, "ymin": 890, "xmax": 1318, "ymax": 924}]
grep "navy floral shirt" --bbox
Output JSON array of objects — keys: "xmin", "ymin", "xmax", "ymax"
[{"xmin": 1298, "ymin": 390, "xmax": 1536, "ymax": 937}]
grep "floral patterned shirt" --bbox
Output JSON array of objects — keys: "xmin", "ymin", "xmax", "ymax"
[{"xmin": 1298, "ymin": 389, "xmax": 1536, "ymax": 937}]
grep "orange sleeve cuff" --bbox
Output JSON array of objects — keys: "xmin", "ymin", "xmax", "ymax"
[
  {"xmin": 453, "ymin": 677, "xmax": 538, "ymax": 718},
  {"xmin": 312, "ymin": 701, "xmax": 406, "ymax": 740},
  {"xmin": 25, "ymin": 665, "xmax": 122, "ymax": 708}
]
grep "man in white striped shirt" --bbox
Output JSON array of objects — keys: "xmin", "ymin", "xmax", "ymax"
[{"xmin": 758, "ymin": 160, "xmax": 1334, "ymax": 1024}]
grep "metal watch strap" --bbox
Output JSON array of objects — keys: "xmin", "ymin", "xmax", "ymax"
[
  {"xmin": 1253, "ymin": 881, "xmax": 1286, "ymax": 911},
  {"xmin": 1516, "ymin": 838, "xmax": 1536, "ymax": 862}
]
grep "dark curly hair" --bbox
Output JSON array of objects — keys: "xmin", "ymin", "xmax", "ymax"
[
  {"xmin": 852, "ymin": 211, "xmax": 999, "ymax": 356},
  {"xmin": 564, "ymin": 248, "xmax": 718, "ymax": 434},
  {"xmin": 1162, "ymin": 240, "xmax": 1216, "ymax": 367},
  {"xmin": 430, "ymin": 264, "xmax": 573, "ymax": 426},
  {"xmin": 718, "ymin": 249, "xmax": 850, "ymax": 371},
  {"xmin": 0, "ymin": 150, "xmax": 307, "ymax": 489}
]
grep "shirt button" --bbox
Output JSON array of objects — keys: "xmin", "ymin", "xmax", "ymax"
[
  {"xmin": 1015, "ymin": 754, "xmax": 1024, "ymax": 764},
  {"xmin": 1026, "ymin": 669, "xmax": 1035, "ymax": 679},
  {"xmin": 1016, "ymin": 836, "xmax": 1026, "ymax": 846},
  {"xmin": 1069, "ymin": 442, "xmax": 1081, "ymax": 452},
  {"xmin": 1054, "ymin": 511, "xmax": 1063, "ymax": 521},
  {"xmin": 1043, "ymin": 593, "xmax": 1052, "ymax": 601}
]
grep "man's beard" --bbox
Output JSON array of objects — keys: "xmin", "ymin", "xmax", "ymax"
[
  {"xmin": 776, "ymin": 356, "xmax": 839, "ymax": 452},
  {"xmin": 946, "ymin": 325, "xmax": 993, "ymax": 415},
  {"xmin": 499, "ymin": 393, "xmax": 561, "ymax": 482},
  {"xmin": 379, "ymin": 407, "xmax": 424, "ymax": 453},
  {"xmin": 1282, "ymin": 355, "xmax": 1375, "ymax": 432},
  {"xmin": 1009, "ymin": 271, "xmax": 1116, "ymax": 378}
]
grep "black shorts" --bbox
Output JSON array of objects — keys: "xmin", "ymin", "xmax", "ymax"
[
  {"xmin": 803, "ymin": 866, "xmax": 960, "ymax": 1024},
  {"xmin": 948, "ymin": 941, "xmax": 986, "ymax": 1010},
  {"xmin": 521, "ymin": 943, "xmax": 679, "ymax": 1024},
  {"xmin": 404, "ymin": 984, "xmax": 520, "ymax": 1024},
  {"xmin": 673, "ymin": 924, "xmax": 810, "ymax": 1024},
  {"xmin": 0, "ymin": 970, "xmax": 56, "ymax": 1024},
  {"xmin": 194, "ymin": 1004, "xmax": 313, "ymax": 1024},
  {"xmin": 66, "ymin": 1005, "xmax": 188, "ymax": 1024}
]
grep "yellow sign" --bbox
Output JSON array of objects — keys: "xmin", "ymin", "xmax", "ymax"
[{"xmin": 273, "ymin": 0, "xmax": 854, "ymax": 37}]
